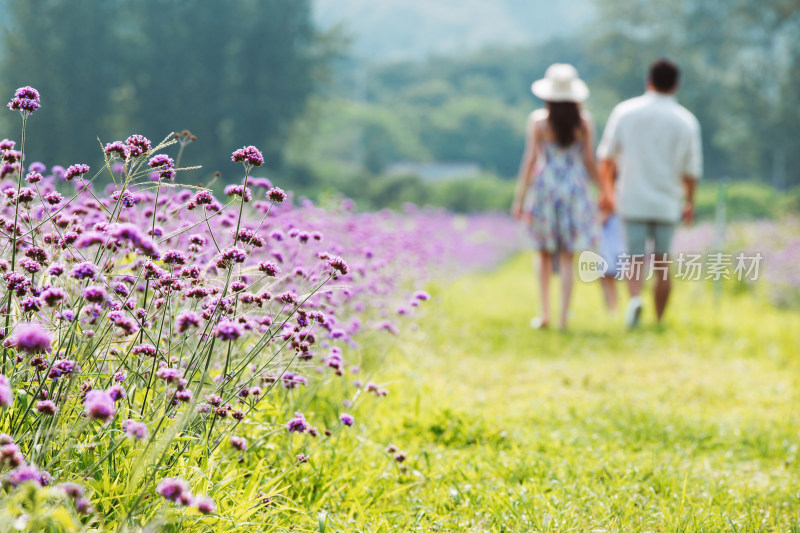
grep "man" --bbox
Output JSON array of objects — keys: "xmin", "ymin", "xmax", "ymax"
[{"xmin": 597, "ymin": 59, "xmax": 702, "ymax": 328}]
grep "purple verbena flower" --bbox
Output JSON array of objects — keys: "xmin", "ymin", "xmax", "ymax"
[
  {"xmin": 196, "ymin": 496, "xmax": 216, "ymax": 515},
  {"xmin": 339, "ymin": 413, "xmax": 355, "ymax": 426},
  {"xmin": 57, "ymin": 482, "xmax": 84, "ymax": 500},
  {"xmin": 64, "ymin": 164, "xmax": 90, "ymax": 181},
  {"xmin": 15, "ymin": 187, "xmax": 35, "ymax": 203},
  {"xmin": 231, "ymin": 145, "xmax": 264, "ymax": 167},
  {"xmin": 7, "ymin": 86, "xmax": 41, "ymax": 114},
  {"xmin": 132, "ymin": 343, "xmax": 157, "ymax": 357},
  {"xmin": 110, "ymin": 223, "xmax": 159, "ymax": 258},
  {"xmin": 36, "ymin": 400, "xmax": 57, "ymax": 415},
  {"xmin": 327, "ymin": 256, "xmax": 349, "ymax": 276},
  {"xmin": 148, "ymin": 154, "xmax": 176, "ymax": 180},
  {"xmin": 5, "ymin": 464, "xmax": 49, "ymax": 488},
  {"xmin": 108, "ymin": 384, "xmax": 126, "ymax": 402},
  {"xmin": 214, "ymin": 320, "xmax": 242, "ymax": 341},
  {"xmin": 156, "ymin": 477, "xmax": 193, "ymax": 506},
  {"xmin": 48, "ymin": 359, "xmax": 77, "ymax": 380},
  {"xmin": 278, "ymin": 291, "xmax": 298, "ymax": 305},
  {"xmin": 162, "ymin": 249, "xmax": 187, "ymax": 266},
  {"xmin": 75, "ymin": 497, "xmax": 91, "ymax": 514},
  {"xmin": 155, "ymin": 366, "xmax": 183, "ymax": 383},
  {"xmin": 70, "ymin": 261, "xmax": 98, "ymax": 280},
  {"xmin": 286, "ymin": 411, "xmax": 309, "ymax": 433},
  {"xmin": 0, "ymin": 443, "xmax": 24, "ymax": 468},
  {"xmin": 110, "ymin": 189, "xmax": 136, "ymax": 208},
  {"xmin": 108, "ymin": 311, "xmax": 139, "ymax": 336},
  {"xmin": 9, "ymin": 322, "xmax": 51, "ymax": 354},
  {"xmin": 122, "ymin": 419, "xmax": 148, "ymax": 441},
  {"xmin": 84, "ymin": 390, "xmax": 115, "ymax": 423},
  {"xmin": 83, "ymin": 285, "xmax": 106, "ymax": 303},
  {"xmin": 204, "ymin": 394, "xmax": 222, "ymax": 407},
  {"xmin": 267, "ymin": 187, "xmax": 286, "ymax": 203},
  {"xmin": 176, "ymin": 311, "xmax": 201, "ymax": 333},
  {"xmin": 175, "ymin": 389, "xmax": 193, "ymax": 402},
  {"xmin": 257, "ymin": 261, "xmax": 280, "ymax": 277},
  {"xmin": 20, "ymin": 297, "xmax": 42, "ymax": 315},
  {"xmin": 230, "ymin": 435, "xmax": 247, "ymax": 451},
  {"xmin": 225, "ymin": 185, "xmax": 253, "ymax": 202},
  {"xmin": 19, "ymin": 257, "xmax": 41, "ymax": 274},
  {"xmin": 13, "ymin": 86, "xmax": 40, "ymax": 102},
  {"xmin": 104, "ymin": 141, "xmax": 129, "ymax": 160},
  {"xmin": 216, "ymin": 246, "xmax": 247, "ymax": 269},
  {"xmin": 125, "ymin": 135, "xmax": 151, "ymax": 157},
  {"xmin": 24, "ymin": 246, "xmax": 48, "ymax": 264},
  {"xmin": 282, "ymin": 372, "xmax": 307, "ymax": 389}
]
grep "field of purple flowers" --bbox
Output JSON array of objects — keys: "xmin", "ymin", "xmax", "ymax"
[
  {"xmin": 674, "ymin": 218, "xmax": 800, "ymax": 306},
  {"xmin": 0, "ymin": 87, "xmax": 520, "ymax": 531},
  {"xmin": 0, "ymin": 86, "xmax": 797, "ymax": 532}
]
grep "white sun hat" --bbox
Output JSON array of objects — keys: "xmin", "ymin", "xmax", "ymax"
[{"xmin": 531, "ymin": 63, "xmax": 590, "ymax": 103}]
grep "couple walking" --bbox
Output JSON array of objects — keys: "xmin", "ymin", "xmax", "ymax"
[{"xmin": 511, "ymin": 59, "xmax": 702, "ymax": 330}]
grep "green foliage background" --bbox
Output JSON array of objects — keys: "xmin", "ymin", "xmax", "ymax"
[
  {"xmin": 0, "ymin": 0, "xmax": 333, "ymax": 177},
  {"xmin": 0, "ymin": 0, "xmax": 797, "ymax": 210}
]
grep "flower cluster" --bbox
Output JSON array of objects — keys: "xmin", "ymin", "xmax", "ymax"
[
  {"xmin": 7, "ymin": 86, "xmax": 41, "ymax": 114},
  {"xmin": 0, "ymin": 86, "xmax": 517, "ymax": 527},
  {"xmin": 148, "ymin": 154, "xmax": 176, "ymax": 181},
  {"xmin": 231, "ymin": 145, "xmax": 264, "ymax": 167}
]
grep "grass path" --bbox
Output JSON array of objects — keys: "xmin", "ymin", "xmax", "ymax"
[{"xmin": 297, "ymin": 254, "xmax": 800, "ymax": 532}]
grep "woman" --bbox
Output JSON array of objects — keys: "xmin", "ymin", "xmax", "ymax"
[{"xmin": 511, "ymin": 63, "xmax": 612, "ymax": 330}]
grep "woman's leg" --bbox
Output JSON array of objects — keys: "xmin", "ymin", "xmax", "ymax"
[
  {"xmin": 558, "ymin": 251, "xmax": 574, "ymax": 329},
  {"xmin": 537, "ymin": 250, "xmax": 552, "ymax": 327}
]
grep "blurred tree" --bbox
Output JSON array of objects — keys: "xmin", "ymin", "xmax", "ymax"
[
  {"xmin": 0, "ymin": 0, "xmax": 336, "ymax": 178},
  {"xmin": 365, "ymin": 173, "xmax": 427, "ymax": 208},
  {"xmin": 363, "ymin": 39, "xmax": 598, "ymax": 178},
  {"xmin": 589, "ymin": 0, "xmax": 800, "ymax": 186},
  {"xmin": 421, "ymin": 97, "xmax": 523, "ymax": 176}
]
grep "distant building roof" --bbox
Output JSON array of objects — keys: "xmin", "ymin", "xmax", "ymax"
[{"xmin": 385, "ymin": 161, "xmax": 481, "ymax": 181}]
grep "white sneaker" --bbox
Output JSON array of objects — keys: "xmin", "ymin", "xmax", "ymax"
[
  {"xmin": 625, "ymin": 297, "xmax": 643, "ymax": 329},
  {"xmin": 530, "ymin": 317, "xmax": 549, "ymax": 329}
]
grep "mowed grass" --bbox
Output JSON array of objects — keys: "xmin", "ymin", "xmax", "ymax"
[{"xmin": 282, "ymin": 254, "xmax": 800, "ymax": 532}]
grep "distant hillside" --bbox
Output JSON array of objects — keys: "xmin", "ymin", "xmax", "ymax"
[{"xmin": 313, "ymin": 0, "xmax": 593, "ymax": 62}]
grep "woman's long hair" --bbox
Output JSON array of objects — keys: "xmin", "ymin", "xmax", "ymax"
[{"xmin": 546, "ymin": 101, "xmax": 582, "ymax": 147}]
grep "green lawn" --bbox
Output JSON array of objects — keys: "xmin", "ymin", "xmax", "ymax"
[{"xmin": 282, "ymin": 254, "xmax": 800, "ymax": 532}]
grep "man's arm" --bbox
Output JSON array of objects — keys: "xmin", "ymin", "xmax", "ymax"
[
  {"xmin": 596, "ymin": 107, "xmax": 621, "ymax": 215},
  {"xmin": 598, "ymin": 158, "xmax": 616, "ymax": 214},
  {"xmin": 681, "ymin": 115, "xmax": 702, "ymax": 225},
  {"xmin": 682, "ymin": 175, "xmax": 697, "ymax": 224}
]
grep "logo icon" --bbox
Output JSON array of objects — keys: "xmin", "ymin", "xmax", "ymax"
[{"xmin": 577, "ymin": 250, "xmax": 608, "ymax": 282}]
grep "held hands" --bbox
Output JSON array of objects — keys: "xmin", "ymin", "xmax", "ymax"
[
  {"xmin": 681, "ymin": 201, "xmax": 695, "ymax": 225},
  {"xmin": 598, "ymin": 192, "xmax": 615, "ymax": 223}
]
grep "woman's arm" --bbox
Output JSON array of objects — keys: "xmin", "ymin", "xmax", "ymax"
[{"xmin": 511, "ymin": 113, "xmax": 540, "ymax": 219}]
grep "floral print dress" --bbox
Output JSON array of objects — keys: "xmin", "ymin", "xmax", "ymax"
[{"xmin": 528, "ymin": 142, "xmax": 598, "ymax": 253}]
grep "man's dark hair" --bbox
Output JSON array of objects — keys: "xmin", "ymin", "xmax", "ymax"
[{"xmin": 648, "ymin": 59, "xmax": 680, "ymax": 92}]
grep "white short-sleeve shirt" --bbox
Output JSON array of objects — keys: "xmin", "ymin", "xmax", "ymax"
[{"xmin": 597, "ymin": 91, "xmax": 702, "ymax": 223}]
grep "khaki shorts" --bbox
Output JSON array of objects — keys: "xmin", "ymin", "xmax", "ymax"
[{"xmin": 623, "ymin": 220, "xmax": 675, "ymax": 256}]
